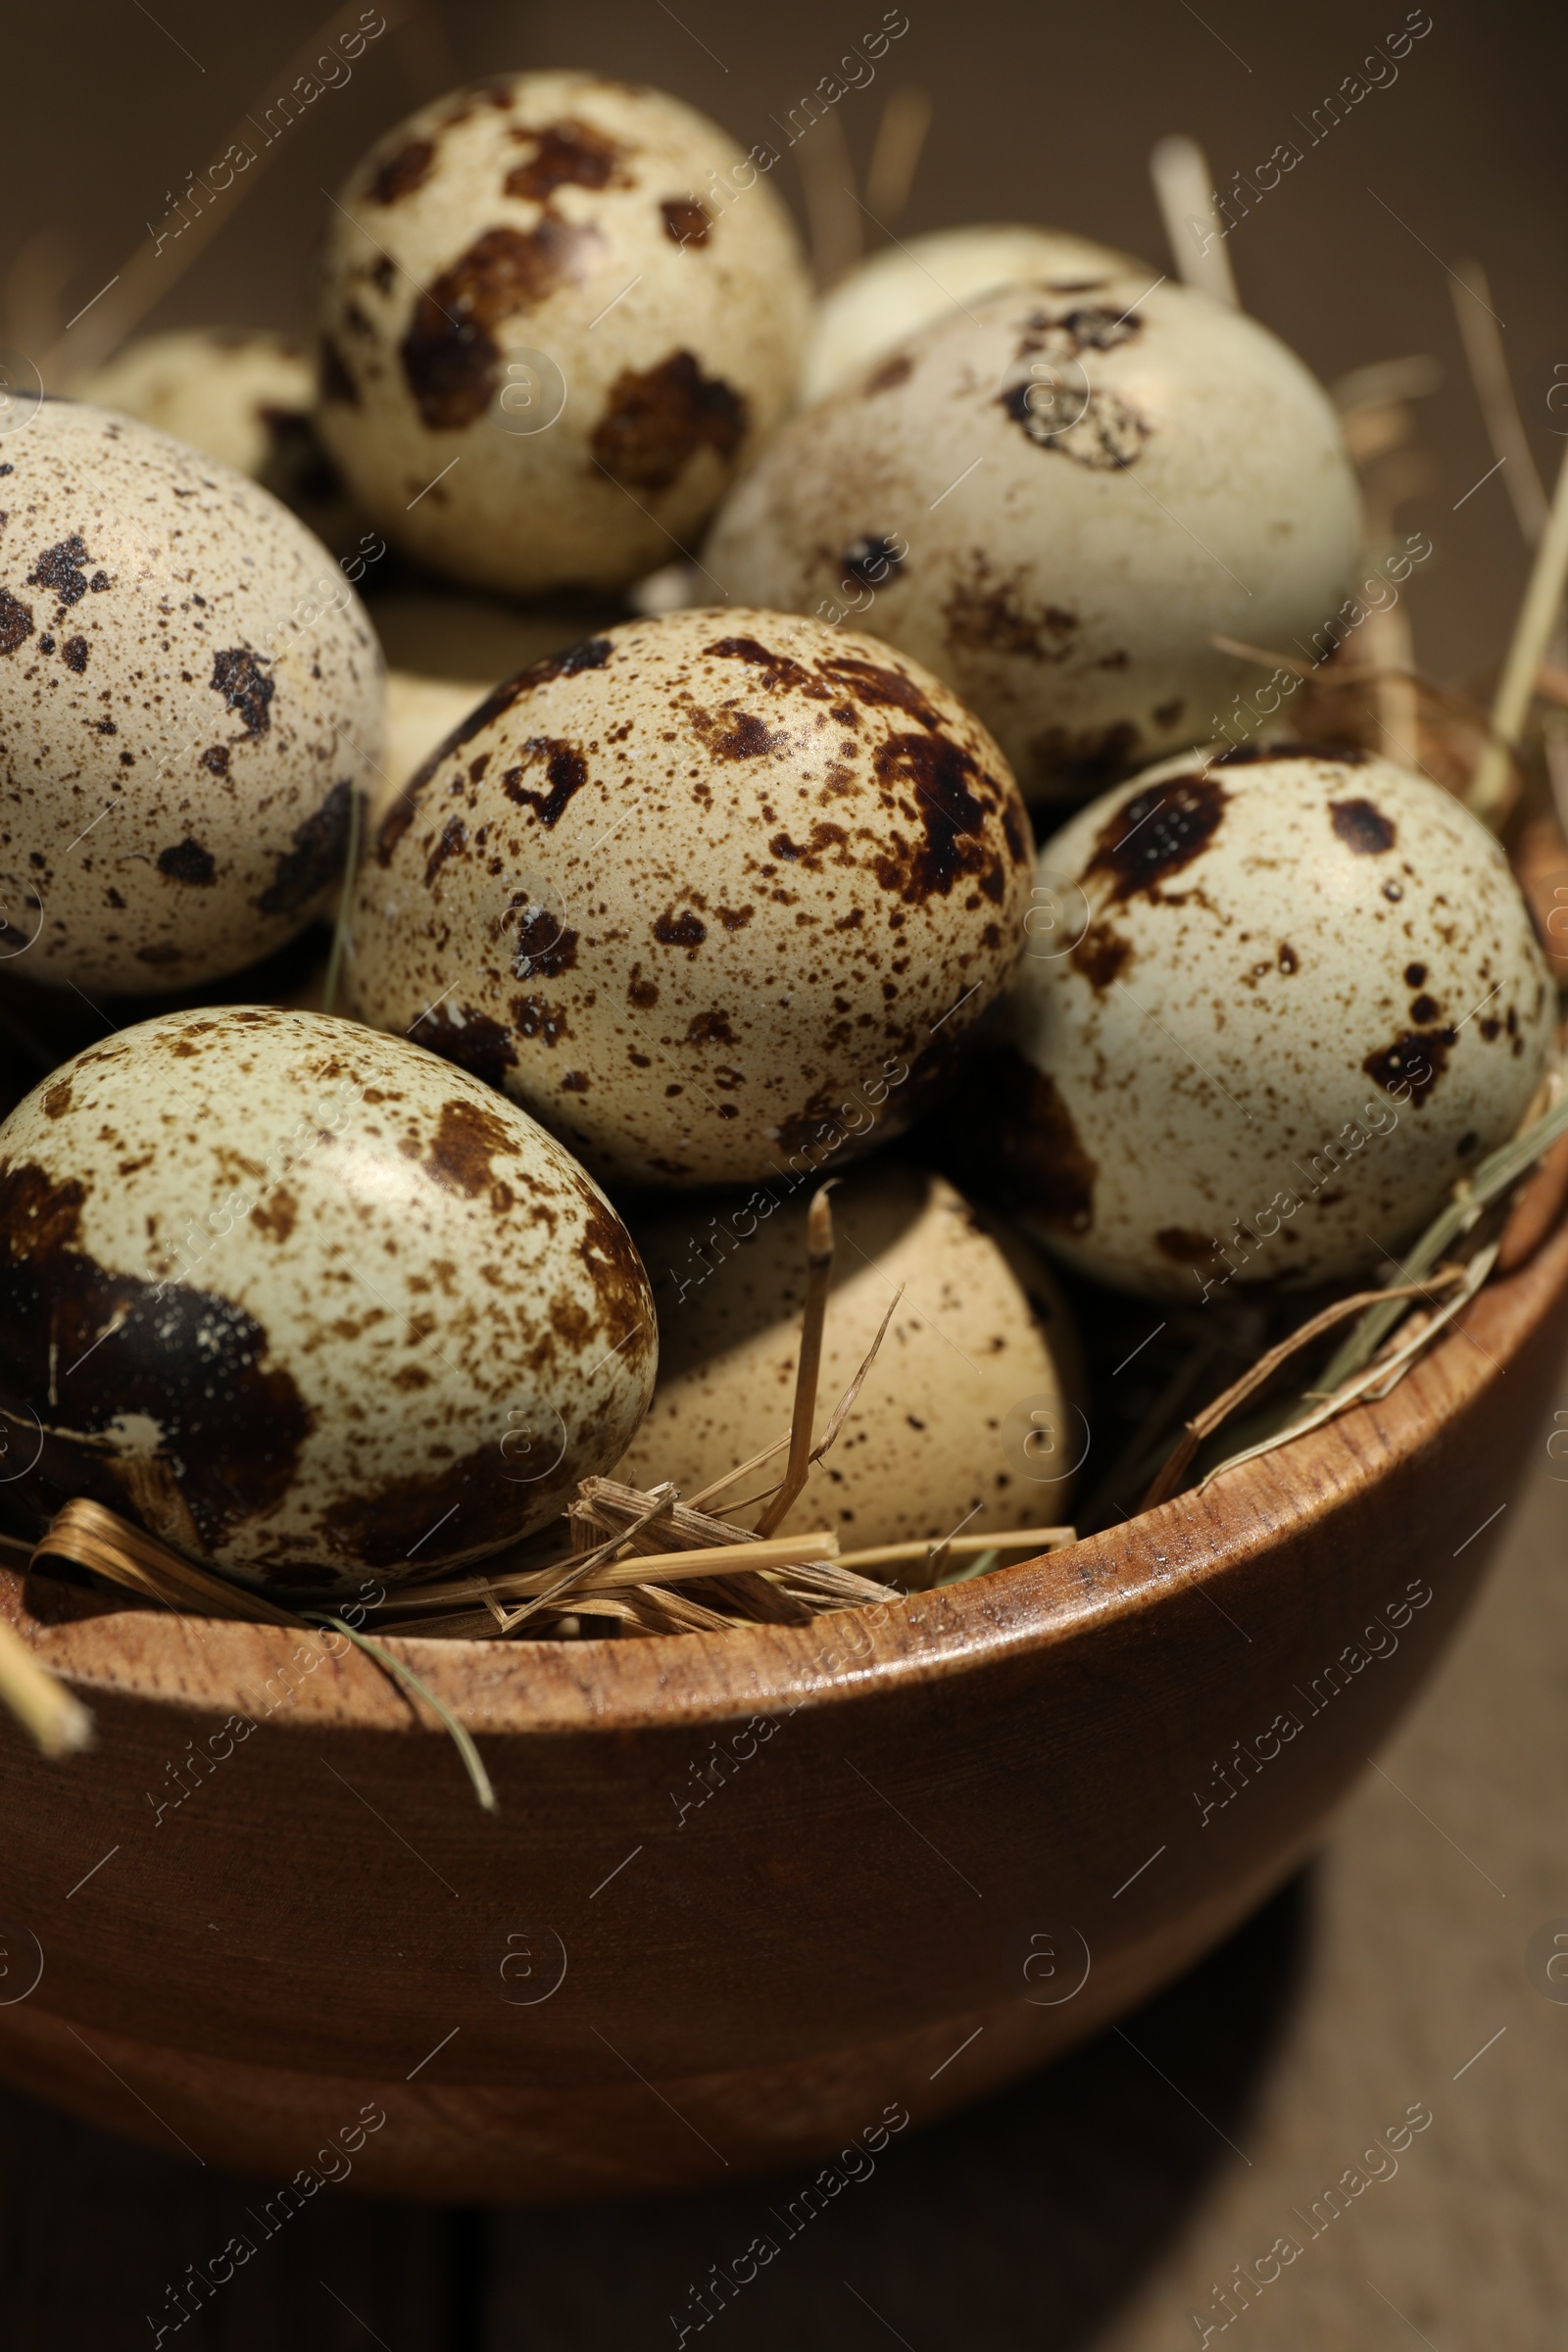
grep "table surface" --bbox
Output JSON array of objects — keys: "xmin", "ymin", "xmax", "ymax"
[{"xmin": 2, "ymin": 1428, "xmax": 1563, "ymax": 2350}]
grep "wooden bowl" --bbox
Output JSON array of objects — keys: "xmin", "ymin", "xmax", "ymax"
[{"xmin": 0, "ymin": 1206, "xmax": 1563, "ymax": 2203}]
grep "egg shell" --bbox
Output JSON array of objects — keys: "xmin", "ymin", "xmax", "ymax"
[
  {"xmin": 619, "ymin": 1164, "xmax": 1084, "ymax": 1544},
  {"xmin": 81, "ymin": 329, "xmax": 368, "ymax": 560},
  {"xmin": 0, "ymin": 400, "xmax": 384, "ymax": 994},
  {"xmin": 81, "ymin": 329, "xmax": 316, "ymax": 478},
  {"xmin": 314, "ymin": 72, "xmax": 812, "ymax": 595},
  {"xmin": 346, "ymin": 606, "xmax": 1034, "ymax": 1190},
  {"xmin": 975, "ymin": 749, "xmax": 1554, "ymax": 1300},
  {"xmin": 707, "ymin": 275, "xmax": 1362, "ymax": 808},
  {"xmin": 0, "ymin": 1005, "xmax": 656, "ymax": 1592},
  {"xmin": 801, "ymin": 223, "xmax": 1147, "ymax": 406}
]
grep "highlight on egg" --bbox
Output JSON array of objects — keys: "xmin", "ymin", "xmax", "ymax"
[
  {"xmin": 955, "ymin": 748, "xmax": 1554, "ymax": 1301},
  {"xmin": 314, "ymin": 72, "xmax": 812, "ymax": 594},
  {"xmin": 0, "ymin": 1006, "xmax": 656, "ymax": 1592},
  {"xmin": 0, "ymin": 400, "xmax": 384, "ymax": 994},
  {"xmin": 619, "ymin": 1163, "xmax": 1085, "ymax": 1544},
  {"xmin": 707, "ymin": 273, "xmax": 1362, "ymax": 809},
  {"xmin": 346, "ymin": 606, "xmax": 1034, "ymax": 1190}
]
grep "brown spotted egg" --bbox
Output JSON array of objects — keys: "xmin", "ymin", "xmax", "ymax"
[
  {"xmin": 314, "ymin": 73, "xmax": 811, "ymax": 594},
  {"xmin": 619, "ymin": 1163, "xmax": 1085, "ymax": 1545},
  {"xmin": 707, "ymin": 274, "xmax": 1361, "ymax": 809},
  {"xmin": 0, "ymin": 1006, "xmax": 656, "ymax": 1592},
  {"xmin": 801, "ymin": 223, "xmax": 1146, "ymax": 406},
  {"xmin": 0, "ymin": 400, "xmax": 383, "ymax": 995},
  {"xmin": 81, "ymin": 329, "xmax": 368, "ymax": 560},
  {"xmin": 967, "ymin": 749, "xmax": 1553, "ymax": 1301},
  {"xmin": 82, "ymin": 329, "xmax": 317, "ymax": 478},
  {"xmin": 345, "ymin": 607, "xmax": 1034, "ymax": 1189}
]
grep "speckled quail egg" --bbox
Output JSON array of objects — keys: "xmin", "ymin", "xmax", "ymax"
[
  {"xmin": 314, "ymin": 72, "xmax": 812, "ymax": 595},
  {"xmin": 82, "ymin": 329, "xmax": 316, "ymax": 476},
  {"xmin": 619, "ymin": 1163, "xmax": 1084, "ymax": 1543},
  {"xmin": 372, "ymin": 586, "xmax": 633, "ymax": 809},
  {"xmin": 0, "ymin": 1005, "xmax": 656, "ymax": 1592},
  {"xmin": 801, "ymin": 223, "xmax": 1145, "ymax": 406},
  {"xmin": 346, "ymin": 606, "xmax": 1033, "ymax": 1189},
  {"xmin": 0, "ymin": 399, "xmax": 383, "ymax": 994},
  {"xmin": 962, "ymin": 748, "xmax": 1553, "ymax": 1301},
  {"xmin": 81, "ymin": 328, "xmax": 367, "ymax": 557},
  {"xmin": 707, "ymin": 275, "xmax": 1361, "ymax": 809}
]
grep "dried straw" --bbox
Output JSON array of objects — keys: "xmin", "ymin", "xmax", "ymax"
[
  {"xmin": 755, "ymin": 1184, "xmax": 835, "ymax": 1536},
  {"xmin": 306, "ymin": 1612, "xmax": 497, "ymax": 1811},
  {"xmin": 1450, "ymin": 260, "xmax": 1551, "ymax": 546},
  {"xmin": 35, "ymin": 1497, "xmax": 306, "ymax": 1626},
  {"xmin": 795, "ymin": 106, "xmax": 861, "ymax": 291},
  {"xmin": 1140, "ymin": 1273, "xmax": 1465, "ymax": 1510},
  {"xmin": 1449, "ymin": 259, "xmax": 1568, "ymax": 829},
  {"xmin": 0, "ymin": 1613, "xmax": 92, "ymax": 1759},
  {"xmin": 41, "ymin": 0, "xmax": 418, "ymax": 389},
  {"xmin": 1188, "ymin": 1246, "xmax": 1497, "ymax": 1500},
  {"xmin": 1149, "ymin": 136, "xmax": 1239, "ymax": 309},
  {"xmin": 1207, "ymin": 635, "xmax": 1524, "ymax": 810},
  {"xmin": 1141, "ymin": 1075, "xmax": 1568, "ymax": 1509},
  {"xmin": 837, "ymin": 1529, "xmax": 1075, "ymax": 1571},
  {"xmin": 1468, "ymin": 440, "xmax": 1568, "ymax": 824},
  {"xmin": 863, "ymin": 87, "xmax": 933, "ymax": 224}
]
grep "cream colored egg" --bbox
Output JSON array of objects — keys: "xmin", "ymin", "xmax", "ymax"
[
  {"xmin": 0, "ymin": 1005, "xmax": 656, "ymax": 1592},
  {"xmin": 371, "ymin": 589, "xmax": 635, "ymax": 813},
  {"xmin": 346, "ymin": 607, "xmax": 1033, "ymax": 1189},
  {"xmin": 707, "ymin": 275, "xmax": 1361, "ymax": 809},
  {"xmin": 81, "ymin": 329, "xmax": 316, "ymax": 477},
  {"xmin": 620, "ymin": 1164, "xmax": 1083, "ymax": 1544},
  {"xmin": 0, "ymin": 400, "xmax": 383, "ymax": 993},
  {"xmin": 801, "ymin": 223, "xmax": 1146, "ymax": 406},
  {"xmin": 315, "ymin": 73, "xmax": 812, "ymax": 594},
  {"xmin": 81, "ymin": 328, "xmax": 368, "ymax": 558},
  {"xmin": 975, "ymin": 749, "xmax": 1553, "ymax": 1300}
]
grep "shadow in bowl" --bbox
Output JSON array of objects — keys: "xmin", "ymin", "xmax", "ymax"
[{"xmin": 485, "ymin": 1870, "xmax": 1315, "ymax": 2351}]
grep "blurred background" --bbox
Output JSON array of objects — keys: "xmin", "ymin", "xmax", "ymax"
[
  {"xmin": 1, "ymin": 0, "xmax": 1566, "ymax": 2343},
  {"xmin": 5, "ymin": 0, "xmax": 1566, "ymax": 681}
]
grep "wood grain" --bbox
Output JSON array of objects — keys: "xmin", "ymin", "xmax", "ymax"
[{"xmin": 0, "ymin": 1211, "xmax": 1562, "ymax": 2201}]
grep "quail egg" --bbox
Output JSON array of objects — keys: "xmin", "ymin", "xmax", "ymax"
[
  {"xmin": 82, "ymin": 329, "xmax": 317, "ymax": 477},
  {"xmin": 0, "ymin": 1005, "xmax": 656, "ymax": 1591},
  {"xmin": 966, "ymin": 748, "xmax": 1553, "ymax": 1300},
  {"xmin": 82, "ymin": 327, "xmax": 367, "ymax": 557},
  {"xmin": 801, "ymin": 222, "xmax": 1145, "ymax": 406},
  {"xmin": 315, "ymin": 72, "xmax": 812, "ymax": 594},
  {"xmin": 0, "ymin": 399, "xmax": 383, "ymax": 993},
  {"xmin": 707, "ymin": 275, "xmax": 1361, "ymax": 809},
  {"xmin": 619, "ymin": 1163, "xmax": 1084, "ymax": 1545},
  {"xmin": 346, "ymin": 606, "xmax": 1033, "ymax": 1189}
]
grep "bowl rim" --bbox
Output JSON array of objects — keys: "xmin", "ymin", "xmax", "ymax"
[{"xmin": 15, "ymin": 1202, "xmax": 1567, "ymax": 1740}]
